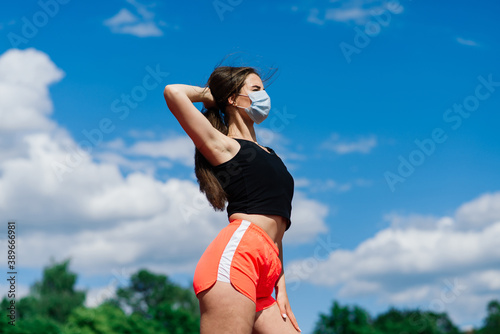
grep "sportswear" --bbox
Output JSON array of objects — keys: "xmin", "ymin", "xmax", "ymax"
[
  {"xmin": 211, "ymin": 138, "xmax": 294, "ymax": 229},
  {"xmin": 193, "ymin": 219, "xmax": 282, "ymax": 312}
]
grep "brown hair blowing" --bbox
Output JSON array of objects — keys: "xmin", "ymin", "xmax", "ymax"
[{"xmin": 195, "ymin": 66, "xmax": 259, "ymax": 211}]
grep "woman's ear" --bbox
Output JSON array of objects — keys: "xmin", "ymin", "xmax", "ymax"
[{"xmin": 228, "ymin": 93, "xmax": 237, "ymax": 107}]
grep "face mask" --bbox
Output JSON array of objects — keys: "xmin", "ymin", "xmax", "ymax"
[{"xmin": 236, "ymin": 90, "xmax": 271, "ymax": 124}]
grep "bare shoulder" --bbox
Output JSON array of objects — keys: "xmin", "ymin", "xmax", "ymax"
[
  {"xmin": 199, "ymin": 134, "xmax": 241, "ymax": 167},
  {"xmin": 163, "ymin": 85, "xmax": 239, "ymax": 166}
]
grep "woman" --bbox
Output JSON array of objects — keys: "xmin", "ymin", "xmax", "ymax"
[{"xmin": 163, "ymin": 66, "xmax": 300, "ymax": 333}]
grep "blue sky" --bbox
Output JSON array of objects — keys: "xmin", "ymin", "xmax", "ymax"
[{"xmin": 1, "ymin": 0, "xmax": 500, "ymax": 332}]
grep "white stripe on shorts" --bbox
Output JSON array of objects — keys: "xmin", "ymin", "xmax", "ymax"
[{"xmin": 217, "ymin": 219, "xmax": 251, "ymax": 283}]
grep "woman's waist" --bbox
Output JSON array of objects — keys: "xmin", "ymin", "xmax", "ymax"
[{"xmin": 228, "ymin": 213, "xmax": 287, "ymax": 244}]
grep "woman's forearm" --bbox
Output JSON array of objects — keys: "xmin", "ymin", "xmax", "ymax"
[
  {"xmin": 164, "ymin": 84, "xmax": 213, "ymax": 104},
  {"xmin": 276, "ymin": 239, "xmax": 287, "ymax": 289}
]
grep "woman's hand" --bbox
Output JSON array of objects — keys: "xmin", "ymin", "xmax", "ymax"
[
  {"xmin": 164, "ymin": 84, "xmax": 215, "ymax": 108},
  {"xmin": 201, "ymin": 87, "xmax": 216, "ymax": 109},
  {"xmin": 275, "ymin": 276, "xmax": 301, "ymax": 332}
]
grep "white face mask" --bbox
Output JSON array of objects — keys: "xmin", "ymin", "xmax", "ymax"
[{"xmin": 236, "ymin": 90, "xmax": 271, "ymax": 124}]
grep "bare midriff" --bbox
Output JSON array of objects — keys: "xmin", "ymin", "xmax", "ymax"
[{"xmin": 228, "ymin": 213, "xmax": 287, "ymax": 245}]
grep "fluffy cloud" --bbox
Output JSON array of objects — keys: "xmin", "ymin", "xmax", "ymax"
[
  {"xmin": 286, "ymin": 192, "xmax": 329, "ymax": 244},
  {"xmin": 127, "ymin": 136, "xmax": 194, "ymax": 166},
  {"xmin": 104, "ymin": 1, "xmax": 163, "ymax": 37},
  {"xmin": 0, "ymin": 48, "xmax": 329, "ymax": 288},
  {"xmin": 455, "ymin": 192, "xmax": 500, "ymax": 230},
  {"xmin": 286, "ymin": 192, "xmax": 500, "ymax": 326},
  {"xmin": 0, "ymin": 48, "xmax": 63, "ymax": 132}
]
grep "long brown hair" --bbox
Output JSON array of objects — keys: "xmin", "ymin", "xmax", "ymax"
[{"xmin": 195, "ymin": 66, "xmax": 259, "ymax": 210}]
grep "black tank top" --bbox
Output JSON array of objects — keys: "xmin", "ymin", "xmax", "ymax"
[{"xmin": 212, "ymin": 138, "xmax": 294, "ymax": 230}]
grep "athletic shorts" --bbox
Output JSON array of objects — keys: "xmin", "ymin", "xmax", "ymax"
[{"xmin": 193, "ymin": 219, "xmax": 282, "ymax": 312}]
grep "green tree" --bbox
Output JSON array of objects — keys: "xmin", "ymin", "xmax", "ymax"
[
  {"xmin": 16, "ymin": 259, "xmax": 86, "ymax": 323},
  {"xmin": 479, "ymin": 300, "xmax": 500, "ymax": 334},
  {"xmin": 314, "ymin": 301, "xmax": 460, "ymax": 334},
  {"xmin": 0, "ymin": 259, "xmax": 84, "ymax": 333},
  {"xmin": 314, "ymin": 301, "xmax": 380, "ymax": 334},
  {"xmin": 0, "ymin": 301, "xmax": 64, "ymax": 334},
  {"xmin": 0, "ymin": 263, "xmax": 200, "ymax": 334},
  {"xmin": 63, "ymin": 302, "xmax": 167, "ymax": 334},
  {"xmin": 373, "ymin": 308, "xmax": 460, "ymax": 334},
  {"xmin": 111, "ymin": 269, "xmax": 199, "ymax": 334}
]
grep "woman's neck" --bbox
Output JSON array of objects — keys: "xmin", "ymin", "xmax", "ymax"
[{"xmin": 227, "ymin": 115, "xmax": 257, "ymax": 142}]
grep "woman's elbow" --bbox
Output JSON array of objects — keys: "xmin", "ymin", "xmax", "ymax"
[{"xmin": 163, "ymin": 85, "xmax": 178, "ymax": 101}]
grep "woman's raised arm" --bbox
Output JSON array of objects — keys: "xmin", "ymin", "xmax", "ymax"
[{"xmin": 163, "ymin": 84, "xmax": 232, "ymax": 165}]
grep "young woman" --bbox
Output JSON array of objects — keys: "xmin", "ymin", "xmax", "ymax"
[{"xmin": 164, "ymin": 66, "xmax": 300, "ymax": 333}]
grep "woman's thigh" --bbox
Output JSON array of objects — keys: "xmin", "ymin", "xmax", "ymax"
[
  {"xmin": 253, "ymin": 304, "xmax": 300, "ymax": 334},
  {"xmin": 198, "ymin": 281, "xmax": 256, "ymax": 334}
]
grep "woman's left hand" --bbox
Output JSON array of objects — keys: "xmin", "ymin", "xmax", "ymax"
[{"xmin": 275, "ymin": 283, "xmax": 301, "ymax": 332}]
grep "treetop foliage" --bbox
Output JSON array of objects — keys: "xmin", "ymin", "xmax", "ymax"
[{"xmin": 1, "ymin": 259, "xmax": 498, "ymax": 334}]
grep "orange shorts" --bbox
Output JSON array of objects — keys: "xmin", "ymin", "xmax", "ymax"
[{"xmin": 193, "ymin": 219, "xmax": 282, "ymax": 312}]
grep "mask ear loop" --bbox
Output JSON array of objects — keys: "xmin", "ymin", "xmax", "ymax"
[{"xmin": 234, "ymin": 94, "xmax": 251, "ymax": 109}]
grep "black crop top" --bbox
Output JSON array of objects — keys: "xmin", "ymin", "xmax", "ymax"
[{"xmin": 211, "ymin": 138, "xmax": 294, "ymax": 230}]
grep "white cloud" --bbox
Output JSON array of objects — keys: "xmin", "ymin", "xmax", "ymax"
[
  {"xmin": 127, "ymin": 136, "xmax": 194, "ymax": 166},
  {"xmin": 455, "ymin": 192, "xmax": 500, "ymax": 230},
  {"xmin": 255, "ymin": 127, "xmax": 308, "ymax": 163},
  {"xmin": 95, "ymin": 135, "xmax": 194, "ymax": 170},
  {"xmin": 384, "ymin": 212, "xmax": 442, "ymax": 230},
  {"xmin": 95, "ymin": 151, "xmax": 162, "ymax": 173},
  {"xmin": 128, "ymin": 0, "xmax": 155, "ymax": 20},
  {"xmin": 85, "ymin": 285, "xmax": 118, "ymax": 308},
  {"xmin": 325, "ymin": 7, "xmax": 369, "ymax": 22},
  {"xmin": 298, "ymin": 178, "xmax": 372, "ymax": 193},
  {"xmin": 456, "ymin": 37, "xmax": 479, "ymax": 47},
  {"xmin": 18, "ymin": 179, "xmax": 228, "ymax": 275},
  {"xmin": 256, "ymin": 127, "xmax": 287, "ymax": 148},
  {"xmin": 104, "ymin": 8, "xmax": 138, "ymax": 26},
  {"xmin": 323, "ymin": 133, "xmax": 377, "ymax": 154},
  {"xmin": 128, "ymin": 129, "xmax": 156, "ymax": 139},
  {"xmin": 307, "ymin": 8, "xmax": 327, "ymax": 25},
  {"xmin": 0, "ymin": 48, "xmax": 329, "ymax": 289},
  {"xmin": 117, "ymin": 21, "xmax": 163, "ymax": 37},
  {"xmin": 286, "ymin": 193, "xmax": 500, "ymax": 326},
  {"xmin": 91, "ymin": 135, "xmax": 195, "ymax": 174},
  {"xmin": 104, "ymin": 2, "xmax": 163, "ymax": 38},
  {"xmin": 305, "ymin": 0, "xmax": 404, "ymax": 25},
  {"xmin": 0, "ymin": 48, "xmax": 63, "ymax": 132},
  {"xmin": 286, "ymin": 191, "xmax": 330, "ymax": 244},
  {"xmin": 0, "ymin": 132, "xmax": 227, "ymax": 274}
]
